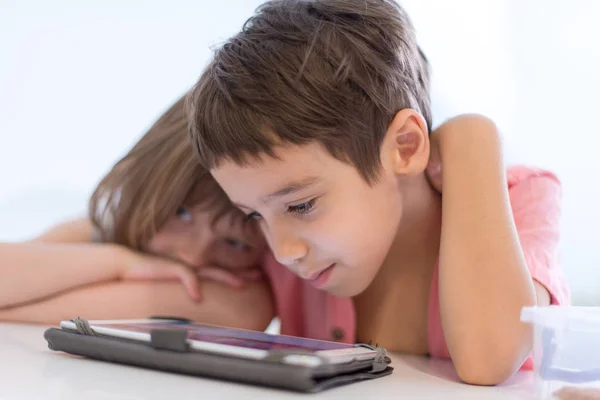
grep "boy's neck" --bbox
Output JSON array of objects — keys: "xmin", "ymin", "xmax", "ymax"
[
  {"xmin": 380, "ymin": 173, "xmax": 442, "ymax": 277},
  {"xmin": 352, "ymin": 173, "xmax": 442, "ymax": 352}
]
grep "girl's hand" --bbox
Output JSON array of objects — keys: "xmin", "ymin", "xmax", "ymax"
[
  {"xmin": 116, "ymin": 246, "xmax": 263, "ymax": 302},
  {"xmin": 196, "ymin": 266, "xmax": 264, "ymax": 289}
]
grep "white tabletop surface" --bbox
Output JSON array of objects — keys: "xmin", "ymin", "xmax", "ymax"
[{"xmin": 1, "ymin": 322, "xmax": 539, "ymax": 399}]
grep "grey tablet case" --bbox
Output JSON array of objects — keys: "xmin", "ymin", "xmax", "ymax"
[{"xmin": 43, "ymin": 317, "xmax": 393, "ymax": 393}]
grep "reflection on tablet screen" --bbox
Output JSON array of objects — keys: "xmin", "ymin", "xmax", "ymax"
[{"xmin": 92, "ymin": 321, "xmax": 353, "ymax": 351}]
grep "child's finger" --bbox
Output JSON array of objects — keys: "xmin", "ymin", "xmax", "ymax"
[
  {"xmin": 173, "ymin": 265, "xmax": 203, "ymax": 302},
  {"xmin": 238, "ymin": 269, "xmax": 264, "ymax": 281},
  {"xmin": 196, "ymin": 267, "xmax": 245, "ymax": 288}
]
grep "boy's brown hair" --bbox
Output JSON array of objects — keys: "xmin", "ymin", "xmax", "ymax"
[
  {"xmin": 89, "ymin": 94, "xmax": 240, "ymax": 251},
  {"xmin": 187, "ymin": 0, "xmax": 431, "ymax": 183}
]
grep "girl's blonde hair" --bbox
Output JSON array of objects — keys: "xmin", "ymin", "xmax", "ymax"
[{"xmin": 89, "ymin": 94, "xmax": 238, "ymax": 251}]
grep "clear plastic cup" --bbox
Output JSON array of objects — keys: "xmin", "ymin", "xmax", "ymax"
[{"xmin": 521, "ymin": 306, "xmax": 600, "ymax": 398}]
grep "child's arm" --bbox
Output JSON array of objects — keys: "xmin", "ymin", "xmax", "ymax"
[
  {"xmin": 0, "ymin": 239, "xmax": 125, "ymax": 309},
  {"xmin": 0, "ymin": 279, "xmax": 275, "ymax": 332},
  {"xmin": 1, "ymin": 217, "xmax": 275, "ymax": 330},
  {"xmin": 0, "ymin": 218, "xmax": 207, "ymax": 309},
  {"xmin": 431, "ymin": 115, "xmax": 545, "ymax": 385}
]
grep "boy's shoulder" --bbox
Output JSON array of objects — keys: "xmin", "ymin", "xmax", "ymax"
[
  {"xmin": 505, "ymin": 165, "xmax": 561, "ymax": 211},
  {"xmin": 506, "ymin": 165, "xmax": 560, "ymax": 188}
]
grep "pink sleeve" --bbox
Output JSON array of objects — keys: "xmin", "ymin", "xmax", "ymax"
[{"xmin": 508, "ymin": 169, "xmax": 570, "ymax": 305}]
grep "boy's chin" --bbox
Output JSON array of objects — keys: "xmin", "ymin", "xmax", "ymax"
[{"xmin": 327, "ymin": 278, "xmax": 372, "ymax": 298}]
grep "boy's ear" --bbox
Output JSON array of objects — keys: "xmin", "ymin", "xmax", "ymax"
[{"xmin": 381, "ymin": 108, "xmax": 430, "ymax": 176}]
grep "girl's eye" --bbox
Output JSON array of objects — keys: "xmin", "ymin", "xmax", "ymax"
[
  {"xmin": 175, "ymin": 207, "xmax": 193, "ymax": 222},
  {"xmin": 287, "ymin": 199, "xmax": 317, "ymax": 216},
  {"xmin": 224, "ymin": 238, "xmax": 249, "ymax": 250},
  {"xmin": 244, "ymin": 211, "xmax": 262, "ymax": 222}
]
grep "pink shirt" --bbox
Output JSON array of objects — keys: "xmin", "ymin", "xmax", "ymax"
[{"xmin": 262, "ymin": 165, "xmax": 570, "ymax": 370}]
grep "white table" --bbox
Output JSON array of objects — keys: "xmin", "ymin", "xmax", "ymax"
[{"xmin": 1, "ymin": 323, "xmax": 537, "ymax": 399}]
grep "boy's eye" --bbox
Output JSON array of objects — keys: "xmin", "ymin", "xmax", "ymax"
[
  {"xmin": 244, "ymin": 211, "xmax": 262, "ymax": 221},
  {"xmin": 287, "ymin": 199, "xmax": 317, "ymax": 216},
  {"xmin": 175, "ymin": 207, "xmax": 193, "ymax": 222}
]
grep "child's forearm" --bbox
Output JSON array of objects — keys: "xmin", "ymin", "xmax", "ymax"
[
  {"xmin": 434, "ymin": 115, "xmax": 536, "ymax": 385},
  {"xmin": 0, "ymin": 280, "xmax": 275, "ymax": 332},
  {"xmin": 0, "ymin": 242, "xmax": 123, "ymax": 309}
]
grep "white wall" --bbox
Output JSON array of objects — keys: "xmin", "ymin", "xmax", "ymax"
[
  {"xmin": 508, "ymin": 1, "xmax": 600, "ymax": 306},
  {"xmin": 1, "ymin": 0, "xmax": 598, "ymax": 305},
  {"xmin": 0, "ymin": 0, "xmax": 266, "ymax": 236}
]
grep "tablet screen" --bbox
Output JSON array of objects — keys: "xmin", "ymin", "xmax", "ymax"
[{"xmin": 91, "ymin": 321, "xmax": 353, "ymax": 351}]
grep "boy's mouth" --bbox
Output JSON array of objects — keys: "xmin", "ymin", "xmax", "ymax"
[{"xmin": 307, "ymin": 264, "xmax": 335, "ymax": 288}]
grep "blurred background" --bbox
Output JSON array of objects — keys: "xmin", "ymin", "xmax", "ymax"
[{"xmin": 1, "ymin": 0, "xmax": 598, "ymax": 305}]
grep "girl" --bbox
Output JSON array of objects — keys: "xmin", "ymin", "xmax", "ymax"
[{"xmin": 0, "ymin": 95, "xmax": 274, "ymax": 330}]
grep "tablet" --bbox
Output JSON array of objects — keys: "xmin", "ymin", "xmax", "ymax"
[{"xmin": 59, "ymin": 318, "xmax": 377, "ymax": 367}]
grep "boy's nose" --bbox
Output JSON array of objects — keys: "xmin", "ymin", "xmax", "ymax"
[
  {"xmin": 271, "ymin": 236, "xmax": 308, "ymax": 268},
  {"xmin": 266, "ymin": 220, "xmax": 309, "ymax": 268}
]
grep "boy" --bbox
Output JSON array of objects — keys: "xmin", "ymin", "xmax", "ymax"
[{"xmin": 186, "ymin": 0, "xmax": 569, "ymax": 385}]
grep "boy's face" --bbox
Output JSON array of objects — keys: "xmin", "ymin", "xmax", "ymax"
[{"xmin": 211, "ymin": 142, "xmax": 406, "ymax": 297}]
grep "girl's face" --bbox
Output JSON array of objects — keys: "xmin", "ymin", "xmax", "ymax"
[{"xmin": 146, "ymin": 204, "xmax": 267, "ymax": 271}]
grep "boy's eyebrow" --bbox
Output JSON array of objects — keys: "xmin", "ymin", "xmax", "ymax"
[{"xmin": 262, "ymin": 177, "xmax": 320, "ymax": 204}]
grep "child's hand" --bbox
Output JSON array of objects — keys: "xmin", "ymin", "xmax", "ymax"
[
  {"xmin": 195, "ymin": 266, "xmax": 264, "ymax": 289},
  {"xmin": 426, "ymin": 128, "xmax": 443, "ymax": 193},
  {"xmin": 554, "ymin": 387, "xmax": 600, "ymax": 400},
  {"xmin": 426, "ymin": 114, "xmax": 492, "ymax": 193},
  {"xmin": 115, "ymin": 246, "xmax": 263, "ymax": 302}
]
